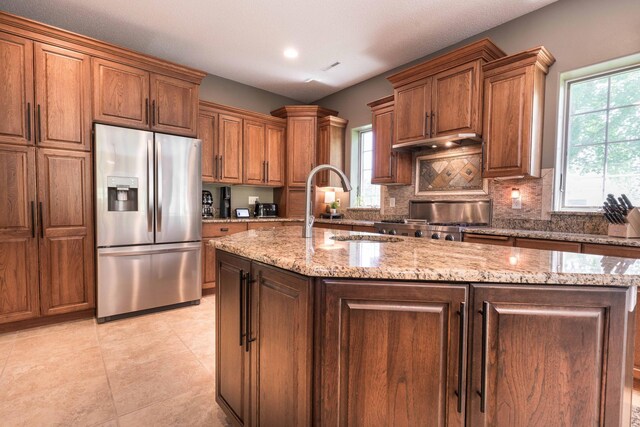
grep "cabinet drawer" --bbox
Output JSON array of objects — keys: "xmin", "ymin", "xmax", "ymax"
[
  {"xmin": 463, "ymin": 233, "xmax": 514, "ymax": 247},
  {"xmin": 283, "ymin": 221, "xmax": 303, "ymax": 227},
  {"xmin": 515, "ymin": 238, "xmax": 581, "ymax": 253},
  {"xmin": 582, "ymin": 243, "xmax": 640, "ymax": 259},
  {"xmin": 247, "ymin": 222, "xmax": 284, "ymax": 230},
  {"xmin": 202, "ymin": 222, "xmax": 247, "ymax": 238},
  {"xmin": 315, "ymin": 223, "xmax": 353, "ymax": 231},
  {"xmin": 352, "ymin": 225, "xmax": 376, "ymax": 233}
]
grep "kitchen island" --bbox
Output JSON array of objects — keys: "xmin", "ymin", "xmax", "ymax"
[{"xmin": 211, "ymin": 227, "xmax": 639, "ymax": 427}]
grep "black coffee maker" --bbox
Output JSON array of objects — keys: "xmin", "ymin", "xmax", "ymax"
[
  {"xmin": 202, "ymin": 190, "xmax": 214, "ymax": 218},
  {"xmin": 220, "ymin": 187, "xmax": 231, "ymax": 218}
]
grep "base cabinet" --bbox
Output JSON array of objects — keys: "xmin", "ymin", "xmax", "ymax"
[
  {"xmin": 319, "ymin": 280, "xmax": 467, "ymax": 427},
  {"xmin": 216, "ymin": 251, "xmax": 313, "ymax": 427},
  {"xmin": 468, "ymin": 284, "xmax": 632, "ymax": 426}
]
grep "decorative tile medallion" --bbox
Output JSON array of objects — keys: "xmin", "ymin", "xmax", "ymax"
[{"xmin": 415, "ymin": 147, "xmax": 488, "ymax": 196}]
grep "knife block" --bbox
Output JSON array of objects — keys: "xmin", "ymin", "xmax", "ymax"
[{"xmin": 608, "ymin": 208, "xmax": 640, "ymax": 238}]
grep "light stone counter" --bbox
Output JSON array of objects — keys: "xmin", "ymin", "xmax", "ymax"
[
  {"xmin": 463, "ymin": 227, "xmax": 640, "ymax": 248},
  {"xmin": 202, "ymin": 218, "xmax": 375, "ymax": 227},
  {"xmin": 210, "ymin": 226, "xmax": 640, "ymax": 287}
]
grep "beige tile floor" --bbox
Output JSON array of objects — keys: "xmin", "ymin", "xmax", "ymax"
[{"xmin": 0, "ymin": 295, "xmax": 231, "ymax": 427}]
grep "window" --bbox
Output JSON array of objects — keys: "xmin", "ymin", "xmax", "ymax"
[
  {"xmin": 355, "ymin": 128, "xmax": 380, "ymax": 207},
  {"xmin": 558, "ymin": 64, "xmax": 640, "ymax": 209}
]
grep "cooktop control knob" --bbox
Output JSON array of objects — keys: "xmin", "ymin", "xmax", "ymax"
[
  {"xmin": 415, "ymin": 230, "xmax": 424, "ymax": 238},
  {"xmin": 431, "ymin": 233, "xmax": 440, "ymax": 239},
  {"xmin": 445, "ymin": 234, "xmax": 455, "ymax": 241},
  {"xmin": 388, "ymin": 229, "xmax": 397, "ymax": 235}
]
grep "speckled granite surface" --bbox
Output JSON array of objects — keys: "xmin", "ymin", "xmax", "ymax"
[
  {"xmin": 463, "ymin": 227, "xmax": 640, "ymax": 248},
  {"xmin": 202, "ymin": 218, "xmax": 375, "ymax": 226},
  {"xmin": 210, "ymin": 227, "xmax": 640, "ymax": 287}
]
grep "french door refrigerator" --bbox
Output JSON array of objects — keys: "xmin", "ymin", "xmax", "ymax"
[{"xmin": 95, "ymin": 124, "xmax": 202, "ymax": 322}]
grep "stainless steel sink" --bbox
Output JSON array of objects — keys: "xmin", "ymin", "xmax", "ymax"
[{"xmin": 330, "ymin": 235, "xmax": 403, "ymax": 243}]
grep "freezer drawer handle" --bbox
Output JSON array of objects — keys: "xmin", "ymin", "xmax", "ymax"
[{"xmin": 100, "ymin": 247, "xmax": 200, "ymax": 257}]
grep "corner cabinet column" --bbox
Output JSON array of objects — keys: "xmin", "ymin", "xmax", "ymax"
[{"xmin": 468, "ymin": 284, "xmax": 633, "ymax": 426}]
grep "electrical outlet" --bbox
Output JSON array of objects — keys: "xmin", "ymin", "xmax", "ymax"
[
  {"xmin": 249, "ymin": 196, "xmax": 259, "ymax": 205},
  {"xmin": 389, "ymin": 198, "xmax": 395, "ymax": 208},
  {"xmin": 512, "ymin": 198, "xmax": 522, "ymax": 209}
]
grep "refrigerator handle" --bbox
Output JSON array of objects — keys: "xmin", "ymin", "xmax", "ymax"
[
  {"xmin": 147, "ymin": 139, "xmax": 154, "ymax": 233},
  {"xmin": 156, "ymin": 141, "xmax": 162, "ymax": 233}
]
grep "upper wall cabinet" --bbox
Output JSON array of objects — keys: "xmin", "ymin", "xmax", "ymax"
[
  {"xmin": 316, "ymin": 116, "xmax": 347, "ymax": 188},
  {"xmin": 368, "ymin": 96, "xmax": 411, "ymax": 185},
  {"xmin": 387, "ymin": 39, "xmax": 506, "ymax": 147},
  {"xmin": 93, "ymin": 58, "xmax": 199, "ymax": 137},
  {"xmin": 482, "ymin": 47, "xmax": 555, "ymax": 178}
]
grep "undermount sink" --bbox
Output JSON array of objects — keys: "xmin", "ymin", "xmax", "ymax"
[{"xmin": 330, "ymin": 235, "xmax": 403, "ymax": 243}]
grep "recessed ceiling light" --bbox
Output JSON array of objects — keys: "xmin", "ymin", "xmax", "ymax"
[{"xmin": 283, "ymin": 48, "xmax": 298, "ymax": 59}]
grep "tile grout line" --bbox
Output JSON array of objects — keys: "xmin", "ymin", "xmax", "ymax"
[
  {"xmin": 95, "ymin": 321, "xmax": 120, "ymax": 424},
  {"xmin": 0, "ymin": 335, "xmax": 16, "ymax": 379}
]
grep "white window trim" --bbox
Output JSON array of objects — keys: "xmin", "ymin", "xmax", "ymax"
[
  {"xmin": 351, "ymin": 125, "xmax": 381, "ymax": 208},
  {"xmin": 554, "ymin": 53, "xmax": 640, "ymax": 212}
]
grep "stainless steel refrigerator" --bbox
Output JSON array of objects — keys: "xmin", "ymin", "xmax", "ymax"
[{"xmin": 95, "ymin": 124, "xmax": 202, "ymax": 322}]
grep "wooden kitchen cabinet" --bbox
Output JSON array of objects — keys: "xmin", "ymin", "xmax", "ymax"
[
  {"xmin": 94, "ymin": 58, "xmax": 198, "ymax": 137},
  {"xmin": 92, "ymin": 57, "xmax": 150, "ymax": 129},
  {"xmin": 319, "ymin": 280, "xmax": 467, "ymax": 426},
  {"xmin": 150, "ymin": 73, "xmax": 198, "ymax": 136},
  {"xmin": 515, "ymin": 237, "xmax": 581, "ymax": 253},
  {"xmin": 0, "ymin": 144, "xmax": 40, "ymax": 324},
  {"xmin": 218, "ymin": 114, "xmax": 243, "ymax": 184},
  {"xmin": 198, "ymin": 109, "xmax": 217, "ymax": 182},
  {"xmin": 37, "ymin": 149, "xmax": 94, "ymax": 316},
  {"xmin": 314, "ymin": 223, "xmax": 352, "ymax": 231},
  {"xmin": 468, "ymin": 284, "xmax": 631, "ymax": 426},
  {"xmin": 368, "ymin": 96, "xmax": 411, "ymax": 185},
  {"xmin": 216, "ymin": 251, "xmax": 251, "ymax": 426},
  {"xmin": 35, "ymin": 43, "xmax": 92, "ymax": 151},
  {"xmin": 0, "ymin": 32, "xmax": 33, "ymax": 147},
  {"xmin": 316, "ymin": 116, "xmax": 347, "ymax": 188},
  {"xmin": 286, "ymin": 115, "xmax": 316, "ymax": 186},
  {"xmin": 463, "ymin": 233, "xmax": 514, "ymax": 247},
  {"xmin": 387, "ymin": 39, "xmax": 505, "ymax": 146},
  {"xmin": 201, "ymin": 222, "xmax": 248, "ymax": 291},
  {"xmin": 243, "ymin": 120, "xmax": 286, "ymax": 186},
  {"xmin": 265, "ymin": 124, "xmax": 285, "ymax": 186},
  {"xmin": 482, "ymin": 47, "xmax": 555, "ymax": 178}
]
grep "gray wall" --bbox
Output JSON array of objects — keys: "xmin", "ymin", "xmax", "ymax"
[
  {"xmin": 200, "ymin": 74, "xmax": 301, "ymax": 114},
  {"xmin": 314, "ymin": 0, "xmax": 640, "ymax": 174}
]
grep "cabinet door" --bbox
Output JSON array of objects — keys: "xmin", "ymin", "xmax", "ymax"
[
  {"xmin": 92, "ymin": 58, "xmax": 150, "ymax": 129},
  {"xmin": 515, "ymin": 237, "xmax": 581, "ymax": 253},
  {"xmin": 394, "ymin": 79, "xmax": 431, "ymax": 144},
  {"xmin": 431, "ymin": 61, "xmax": 481, "ymax": 136},
  {"xmin": 0, "ymin": 144, "xmax": 39, "ymax": 323},
  {"xmin": 198, "ymin": 111, "xmax": 217, "ymax": 182},
  {"xmin": 265, "ymin": 124, "xmax": 285, "ymax": 186},
  {"xmin": 482, "ymin": 67, "xmax": 532, "ymax": 178},
  {"xmin": 243, "ymin": 120, "xmax": 266, "ymax": 185},
  {"xmin": 37, "ymin": 149, "xmax": 94, "ymax": 316},
  {"xmin": 463, "ymin": 233, "xmax": 514, "ymax": 247},
  {"xmin": 320, "ymin": 280, "xmax": 467, "ymax": 426},
  {"xmin": 250, "ymin": 264, "xmax": 313, "ymax": 427},
  {"xmin": 0, "ymin": 33, "xmax": 33, "ymax": 146},
  {"xmin": 202, "ymin": 241, "xmax": 216, "ymax": 290},
  {"xmin": 316, "ymin": 124, "xmax": 330, "ymax": 187},
  {"xmin": 216, "ymin": 251, "xmax": 251, "ymax": 425},
  {"xmin": 150, "ymin": 73, "xmax": 198, "ymax": 136},
  {"xmin": 287, "ymin": 117, "xmax": 316, "ymax": 186},
  {"xmin": 469, "ymin": 285, "xmax": 631, "ymax": 426},
  {"xmin": 34, "ymin": 43, "xmax": 91, "ymax": 151},
  {"xmin": 218, "ymin": 114, "xmax": 243, "ymax": 184}
]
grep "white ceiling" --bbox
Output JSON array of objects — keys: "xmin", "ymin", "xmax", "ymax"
[{"xmin": 0, "ymin": 0, "xmax": 557, "ymax": 102}]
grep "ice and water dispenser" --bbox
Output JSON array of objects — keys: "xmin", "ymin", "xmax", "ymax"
[{"xmin": 107, "ymin": 176, "xmax": 139, "ymax": 212}]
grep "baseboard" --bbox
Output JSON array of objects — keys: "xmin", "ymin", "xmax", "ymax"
[
  {"xmin": 203, "ymin": 287, "xmax": 216, "ymax": 296},
  {"xmin": 0, "ymin": 309, "xmax": 95, "ymax": 334}
]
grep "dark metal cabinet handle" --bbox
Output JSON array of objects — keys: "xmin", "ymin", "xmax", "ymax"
[
  {"xmin": 145, "ymin": 99, "xmax": 149, "ymax": 125},
  {"xmin": 38, "ymin": 202, "xmax": 44, "ymax": 238},
  {"xmin": 30, "ymin": 201, "xmax": 35, "ymax": 238},
  {"xmin": 239, "ymin": 270, "xmax": 245, "ymax": 346},
  {"xmin": 26, "ymin": 103, "xmax": 31, "ymax": 141},
  {"xmin": 220, "ymin": 227, "xmax": 229, "ymax": 232},
  {"xmin": 245, "ymin": 272, "xmax": 256, "ymax": 352},
  {"xmin": 431, "ymin": 112, "xmax": 436, "ymax": 137},
  {"xmin": 478, "ymin": 301, "xmax": 489, "ymax": 413},
  {"xmin": 455, "ymin": 302, "xmax": 466, "ymax": 413},
  {"xmin": 37, "ymin": 104, "xmax": 42, "ymax": 143},
  {"xmin": 266, "ymin": 161, "xmax": 269, "ymax": 183},
  {"xmin": 217, "ymin": 156, "xmax": 221, "ymax": 180},
  {"xmin": 220, "ymin": 156, "xmax": 223, "ymax": 180},
  {"xmin": 262, "ymin": 161, "xmax": 266, "ymax": 182},
  {"xmin": 424, "ymin": 112, "xmax": 430, "ymax": 137},
  {"xmin": 151, "ymin": 100, "xmax": 156, "ymax": 126}
]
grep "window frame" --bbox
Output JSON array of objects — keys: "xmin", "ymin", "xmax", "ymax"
[
  {"xmin": 555, "ymin": 57, "xmax": 640, "ymax": 211},
  {"xmin": 354, "ymin": 126, "xmax": 380, "ymax": 208}
]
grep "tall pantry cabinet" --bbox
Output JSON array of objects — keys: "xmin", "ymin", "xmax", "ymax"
[{"xmin": 0, "ymin": 32, "xmax": 94, "ymax": 323}]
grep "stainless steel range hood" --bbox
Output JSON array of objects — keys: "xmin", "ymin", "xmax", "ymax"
[{"xmin": 392, "ymin": 133, "xmax": 482, "ymax": 151}]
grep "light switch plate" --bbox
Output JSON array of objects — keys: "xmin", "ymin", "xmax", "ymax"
[
  {"xmin": 249, "ymin": 196, "xmax": 259, "ymax": 205},
  {"xmin": 389, "ymin": 198, "xmax": 395, "ymax": 208},
  {"xmin": 512, "ymin": 198, "xmax": 522, "ymax": 209}
]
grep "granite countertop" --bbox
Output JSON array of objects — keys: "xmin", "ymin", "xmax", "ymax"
[
  {"xmin": 202, "ymin": 217, "xmax": 375, "ymax": 226},
  {"xmin": 210, "ymin": 227, "xmax": 640, "ymax": 287},
  {"xmin": 463, "ymin": 227, "xmax": 640, "ymax": 248}
]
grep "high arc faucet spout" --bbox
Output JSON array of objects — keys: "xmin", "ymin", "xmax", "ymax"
[{"xmin": 303, "ymin": 164, "xmax": 352, "ymax": 238}]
